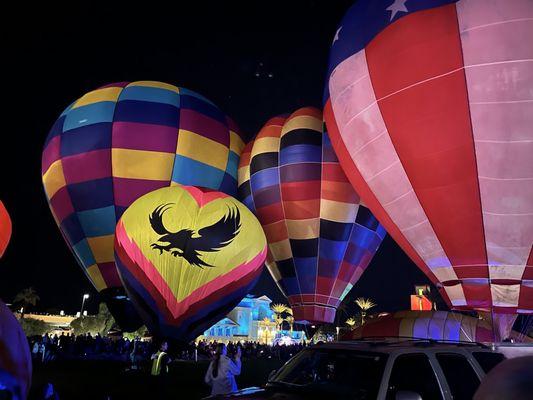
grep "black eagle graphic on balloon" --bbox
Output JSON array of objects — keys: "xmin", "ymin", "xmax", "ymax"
[{"xmin": 149, "ymin": 203, "xmax": 241, "ymax": 268}]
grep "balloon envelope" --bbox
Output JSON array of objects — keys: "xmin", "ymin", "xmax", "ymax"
[
  {"xmin": 41, "ymin": 81, "xmax": 245, "ymax": 329},
  {"xmin": 238, "ymin": 107, "xmax": 385, "ymax": 324},
  {"xmin": 114, "ymin": 185, "xmax": 267, "ymax": 341},
  {"xmin": 0, "ymin": 201, "xmax": 11, "ymax": 258},
  {"xmin": 343, "ymin": 310, "xmax": 497, "ymax": 343},
  {"xmin": 0, "ymin": 300, "xmax": 31, "ymax": 400},
  {"xmin": 325, "ymin": 1, "xmax": 533, "ymax": 320}
]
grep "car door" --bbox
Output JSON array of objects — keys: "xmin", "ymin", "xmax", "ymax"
[
  {"xmin": 433, "ymin": 352, "xmax": 483, "ymax": 400},
  {"xmin": 383, "ymin": 352, "xmax": 445, "ymax": 400}
]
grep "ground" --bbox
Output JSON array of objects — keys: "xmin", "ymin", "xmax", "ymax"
[{"xmin": 29, "ymin": 358, "xmax": 285, "ymax": 400}]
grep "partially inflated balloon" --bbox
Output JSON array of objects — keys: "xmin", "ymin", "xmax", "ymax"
[
  {"xmin": 238, "ymin": 107, "xmax": 385, "ymax": 324},
  {"xmin": 0, "ymin": 300, "xmax": 31, "ymax": 400},
  {"xmin": 342, "ymin": 311, "xmax": 497, "ymax": 343},
  {"xmin": 41, "ymin": 81, "xmax": 245, "ymax": 330},
  {"xmin": 0, "ymin": 201, "xmax": 11, "ymax": 258},
  {"xmin": 114, "ymin": 185, "xmax": 267, "ymax": 341},
  {"xmin": 324, "ymin": 0, "xmax": 533, "ymax": 337}
]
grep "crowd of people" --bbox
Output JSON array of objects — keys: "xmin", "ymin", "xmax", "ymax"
[
  {"xmin": 28, "ymin": 332, "xmax": 307, "ymax": 365},
  {"xmin": 26, "ymin": 333, "xmax": 307, "ymax": 398}
]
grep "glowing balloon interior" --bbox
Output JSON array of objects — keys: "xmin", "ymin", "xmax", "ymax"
[
  {"xmin": 41, "ymin": 81, "xmax": 245, "ymax": 329},
  {"xmin": 114, "ymin": 185, "xmax": 267, "ymax": 341},
  {"xmin": 324, "ymin": 0, "xmax": 533, "ymax": 327},
  {"xmin": 238, "ymin": 107, "xmax": 385, "ymax": 324}
]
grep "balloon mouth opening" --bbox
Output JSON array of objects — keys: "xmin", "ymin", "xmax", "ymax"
[{"xmin": 292, "ymin": 304, "xmax": 336, "ymax": 325}]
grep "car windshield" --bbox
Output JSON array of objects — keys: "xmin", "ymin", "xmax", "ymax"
[{"xmin": 269, "ymin": 348, "xmax": 388, "ymax": 399}]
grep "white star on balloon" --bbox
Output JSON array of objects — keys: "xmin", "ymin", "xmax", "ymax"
[
  {"xmin": 333, "ymin": 26, "xmax": 342, "ymax": 44},
  {"xmin": 386, "ymin": 0, "xmax": 409, "ymax": 21}
]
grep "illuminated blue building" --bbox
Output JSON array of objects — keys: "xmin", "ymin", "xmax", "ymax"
[{"xmin": 198, "ymin": 295, "xmax": 306, "ymax": 344}]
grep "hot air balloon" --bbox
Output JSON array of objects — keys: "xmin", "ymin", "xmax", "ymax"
[
  {"xmin": 324, "ymin": 0, "xmax": 533, "ymax": 340},
  {"xmin": 114, "ymin": 185, "xmax": 267, "ymax": 341},
  {"xmin": 0, "ymin": 299, "xmax": 32, "ymax": 400},
  {"xmin": 42, "ymin": 81, "xmax": 245, "ymax": 330},
  {"xmin": 238, "ymin": 107, "xmax": 386, "ymax": 324},
  {"xmin": 342, "ymin": 310, "xmax": 505, "ymax": 343},
  {"xmin": 0, "ymin": 201, "xmax": 11, "ymax": 258}
]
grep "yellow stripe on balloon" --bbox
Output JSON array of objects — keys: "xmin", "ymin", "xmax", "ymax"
[
  {"xmin": 127, "ymin": 81, "xmax": 180, "ymax": 93},
  {"xmin": 281, "ymin": 115, "xmax": 322, "ymax": 136},
  {"xmin": 251, "ymin": 136, "xmax": 279, "ymax": 157},
  {"xmin": 112, "ymin": 149, "xmax": 174, "ymax": 180},
  {"xmin": 268, "ymin": 239, "xmax": 293, "ymax": 261},
  {"xmin": 72, "ymin": 87, "xmax": 122, "ymax": 109},
  {"xmin": 320, "ymin": 199, "xmax": 359, "ymax": 223},
  {"xmin": 176, "ymin": 130, "xmax": 229, "ymax": 170},
  {"xmin": 87, "ymin": 235, "xmax": 115, "ymax": 263},
  {"xmin": 42, "ymin": 160, "xmax": 66, "ymax": 198},
  {"xmin": 87, "ymin": 264, "xmax": 107, "ymax": 291},
  {"xmin": 238, "ymin": 165, "xmax": 250, "ymax": 185},
  {"xmin": 285, "ymin": 219, "xmax": 319, "ymax": 240},
  {"xmin": 229, "ymin": 131, "xmax": 245, "ymax": 155}
]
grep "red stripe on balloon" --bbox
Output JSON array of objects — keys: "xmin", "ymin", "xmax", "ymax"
[
  {"xmin": 324, "ymin": 100, "xmax": 451, "ymax": 306},
  {"xmin": 365, "ymin": 4, "xmax": 488, "ymax": 306}
]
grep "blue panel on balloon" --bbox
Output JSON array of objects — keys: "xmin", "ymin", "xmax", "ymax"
[
  {"xmin": 180, "ymin": 94, "xmax": 225, "ymax": 124},
  {"xmin": 225, "ymin": 151, "xmax": 240, "ymax": 179},
  {"xmin": 294, "ymin": 257, "xmax": 318, "ymax": 293},
  {"xmin": 251, "ymin": 167, "xmax": 279, "ymax": 192},
  {"xmin": 219, "ymin": 172, "xmax": 237, "ymax": 197},
  {"xmin": 60, "ymin": 213, "xmax": 85, "ymax": 246},
  {"xmin": 60, "ymin": 122, "xmax": 112, "ymax": 157},
  {"xmin": 45, "ymin": 115, "xmax": 66, "ymax": 147},
  {"xmin": 319, "ymin": 238, "xmax": 348, "ymax": 261},
  {"xmin": 280, "ymin": 144, "xmax": 322, "ymax": 165},
  {"xmin": 114, "ymin": 100, "xmax": 179, "ymax": 127},
  {"xmin": 172, "ymin": 155, "xmax": 224, "ymax": 189},
  {"xmin": 77, "ymin": 206, "xmax": 117, "ymax": 237},
  {"xmin": 63, "ymin": 102, "xmax": 116, "ymax": 131},
  {"xmin": 73, "ymin": 239, "xmax": 96, "ymax": 266},
  {"xmin": 179, "ymin": 87, "xmax": 216, "ymax": 107},
  {"xmin": 67, "ymin": 178, "xmax": 114, "ymax": 211},
  {"xmin": 119, "ymin": 86, "xmax": 180, "ymax": 107},
  {"xmin": 280, "ymin": 277, "xmax": 300, "ymax": 296}
]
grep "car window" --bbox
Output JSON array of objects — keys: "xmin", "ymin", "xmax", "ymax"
[
  {"xmin": 386, "ymin": 353, "xmax": 443, "ymax": 400},
  {"xmin": 436, "ymin": 353, "xmax": 480, "ymax": 400},
  {"xmin": 472, "ymin": 351, "xmax": 505, "ymax": 373},
  {"xmin": 271, "ymin": 349, "xmax": 388, "ymax": 399}
]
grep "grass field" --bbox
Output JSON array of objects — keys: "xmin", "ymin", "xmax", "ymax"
[{"xmin": 28, "ymin": 358, "xmax": 285, "ymax": 400}]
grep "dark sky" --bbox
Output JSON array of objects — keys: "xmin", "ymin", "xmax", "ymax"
[{"xmin": 1, "ymin": 2, "xmax": 440, "ymax": 317}]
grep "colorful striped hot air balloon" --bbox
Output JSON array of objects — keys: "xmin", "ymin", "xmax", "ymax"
[
  {"xmin": 41, "ymin": 81, "xmax": 245, "ymax": 330},
  {"xmin": 238, "ymin": 107, "xmax": 386, "ymax": 324},
  {"xmin": 0, "ymin": 201, "xmax": 11, "ymax": 258},
  {"xmin": 324, "ymin": 0, "xmax": 533, "ymax": 340},
  {"xmin": 114, "ymin": 185, "xmax": 267, "ymax": 341}
]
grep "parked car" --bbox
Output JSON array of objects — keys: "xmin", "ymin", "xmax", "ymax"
[{"xmin": 205, "ymin": 339, "xmax": 506, "ymax": 400}]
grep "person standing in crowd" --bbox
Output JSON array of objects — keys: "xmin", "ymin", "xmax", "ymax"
[
  {"xmin": 205, "ymin": 343, "xmax": 242, "ymax": 395},
  {"xmin": 150, "ymin": 341, "xmax": 171, "ymax": 398},
  {"xmin": 150, "ymin": 341, "xmax": 171, "ymax": 376}
]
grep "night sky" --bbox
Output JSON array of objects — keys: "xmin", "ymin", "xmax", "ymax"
[{"xmin": 1, "ymin": 2, "xmax": 441, "ymax": 317}]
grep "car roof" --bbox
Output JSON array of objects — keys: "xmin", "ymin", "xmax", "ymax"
[{"xmin": 310, "ymin": 338, "xmax": 497, "ymax": 354}]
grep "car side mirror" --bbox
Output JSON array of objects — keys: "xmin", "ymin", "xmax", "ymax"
[
  {"xmin": 396, "ymin": 391, "xmax": 422, "ymax": 400},
  {"xmin": 268, "ymin": 369, "xmax": 277, "ymax": 381}
]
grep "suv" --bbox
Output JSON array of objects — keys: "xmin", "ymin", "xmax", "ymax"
[{"xmin": 207, "ymin": 339, "xmax": 506, "ymax": 400}]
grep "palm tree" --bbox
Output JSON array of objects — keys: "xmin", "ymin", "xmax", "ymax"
[
  {"xmin": 271, "ymin": 303, "xmax": 288, "ymax": 331},
  {"xmin": 355, "ymin": 297, "xmax": 376, "ymax": 325},
  {"xmin": 345, "ymin": 317, "xmax": 357, "ymax": 329},
  {"xmin": 285, "ymin": 307, "xmax": 294, "ymax": 332},
  {"xmin": 13, "ymin": 287, "xmax": 40, "ymax": 318}
]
